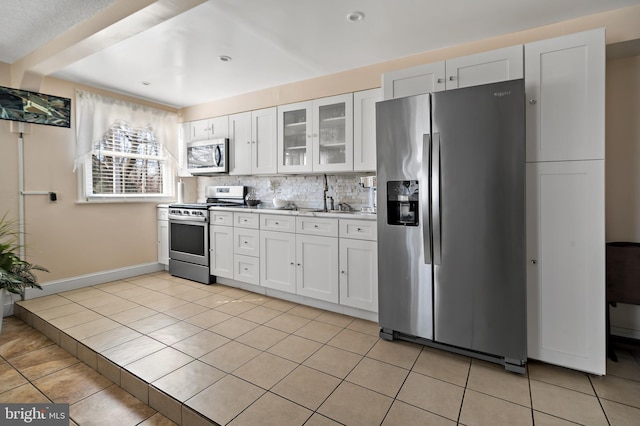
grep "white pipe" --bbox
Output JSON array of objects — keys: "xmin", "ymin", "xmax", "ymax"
[{"xmin": 17, "ymin": 123, "xmax": 26, "ymax": 260}]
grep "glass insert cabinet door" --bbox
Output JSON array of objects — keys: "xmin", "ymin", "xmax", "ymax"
[
  {"xmin": 282, "ymin": 107, "xmax": 309, "ymax": 167},
  {"xmin": 277, "ymin": 94, "xmax": 353, "ymax": 173},
  {"xmin": 313, "ymin": 94, "xmax": 353, "ymax": 172},
  {"xmin": 318, "ymin": 103, "xmax": 346, "ymax": 164}
]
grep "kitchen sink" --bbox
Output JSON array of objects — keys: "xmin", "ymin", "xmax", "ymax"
[{"xmin": 292, "ymin": 208, "xmax": 324, "ymax": 213}]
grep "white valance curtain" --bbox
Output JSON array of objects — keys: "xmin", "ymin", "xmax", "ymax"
[{"xmin": 74, "ymin": 89, "xmax": 178, "ymax": 170}]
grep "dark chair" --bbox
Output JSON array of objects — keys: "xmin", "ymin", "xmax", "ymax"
[{"xmin": 606, "ymin": 242, "xmax": 640, "ymax": 361}]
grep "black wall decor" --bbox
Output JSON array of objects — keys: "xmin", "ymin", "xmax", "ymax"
[{"xmin": 0, "ymin": 86, "xmax": 71, "ymax": 128}]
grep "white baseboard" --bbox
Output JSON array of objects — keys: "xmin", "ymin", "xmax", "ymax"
[{"xmin": 2, "ymin": 262, "xmax": 164, "ymax": 317}]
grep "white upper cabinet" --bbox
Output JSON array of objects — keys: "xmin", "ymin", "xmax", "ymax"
[
  {"xmin": 353, "ymin": 88, "xmax": 382, "ymax": 172},
  {"xmin": 445, "ymin": 45, "xmax": 523, "ymax": 90},
  {"xmin": 382, "ymin": 45, "xmax": 523, "ymax": 99},
  {"xmin": 525, "ymin": 28, "xmax": 605, "ymax": 162},
  {"xmin": 189, "ymin": 116, "xmax": 229, "ymax": 142},
  {"xmin": 230, "ymin": 107, "xmax": 277, "ymax": 175},
  {"xmin": 278, "ymin": 94, "xmax": 353, "ymax": 173},
  {"xmin": 383, "ymin": 61, "xmax": 445, "ymax": 99}
]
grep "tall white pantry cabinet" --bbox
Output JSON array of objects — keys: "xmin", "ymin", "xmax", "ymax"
[{"xmin": 525, "ymin": 28, "xmax": 606, "ymax": 375}]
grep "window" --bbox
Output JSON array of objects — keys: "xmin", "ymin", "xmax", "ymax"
[
  {"xmin": 90, "ymin": 120, "xmax": 168, "ymax": 196},
  {"xmin": 75, "ymin": 90, "xmax": 178, "ymax": 202}
]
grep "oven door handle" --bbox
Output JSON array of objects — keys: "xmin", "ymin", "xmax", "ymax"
[{"xmin": 168, "ymin": 216, "xmax": 208, "ymax": 223}]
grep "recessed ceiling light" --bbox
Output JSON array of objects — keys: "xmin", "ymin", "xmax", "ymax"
[
  {"xmin": 141, "ymin": 81, "xmax": 151, "ymax": 86},
  {"xmin": 346, "ymin": 11, "xmax": 365, "ymax": 22},
  {"xmin": 219, "ymin": 55, "xmax": 232, "ymax": 62}
]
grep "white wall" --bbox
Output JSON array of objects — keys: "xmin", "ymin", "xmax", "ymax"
[{"xmin": 606, "ymin": 54, "xmax": 640, "ymax": 338}]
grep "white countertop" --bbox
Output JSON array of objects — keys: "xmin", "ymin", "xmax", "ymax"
[{"xmin": 208, "ymin": 205, "xmax": 377, "ymax": 220}]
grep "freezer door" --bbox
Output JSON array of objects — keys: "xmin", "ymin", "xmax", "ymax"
[
  {"xmin": 431, "ymin": 79, "xmax": 526, "ymax": 363},
  {"xmin": 376, "ymin": 94, "xmax": 433, "ymax": 340}
]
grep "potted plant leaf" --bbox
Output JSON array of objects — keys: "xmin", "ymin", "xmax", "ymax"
[{"xmin": 0, "ymin": 213, "xmax": 47, "ymax": 333}]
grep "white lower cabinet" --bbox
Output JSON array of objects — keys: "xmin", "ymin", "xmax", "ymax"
[
  {"xmin": 260, "ymin": 230, "xmax": 296, "ymax": 293},
  {"xmin": 296, "ymin": 234, "xmax": 339, "ymax": 303},
  {"xmin": 210, "ymin": 224, "xmax": 234, "ymax": 279},
  {"xmin": 233, "ymin": 213, "xmax": 260, "ymax": 285},
  {"xmin": 259, "ymin": 229, "xmax": 339, "ymax": 304},
  {"xmin": 526, "ymin": 160, "xmax": 605, "ymax": 374},
  {"xmin": 339, "ymin": 238, "xmax": 377, "ymax": 312},
  {"xmin": 157, "ymin": 207, "xmax": 169, "ymax": 266},
  {"xmin": 234, "ymin": 254, "xmax": 260, "ymax": 285},
  {"xmin": 216, "ymin": 212, "xmax": 378, "ymax": 313}
]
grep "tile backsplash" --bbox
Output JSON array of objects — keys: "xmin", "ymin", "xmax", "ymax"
[{"xmin": 196, "ymin": 174, "xmax": 375, "ymax": 210}]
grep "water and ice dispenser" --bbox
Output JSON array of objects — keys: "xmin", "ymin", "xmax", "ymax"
[{"xmin": 387, "ymin": 180, "xmax": 419, "ymax": 226}]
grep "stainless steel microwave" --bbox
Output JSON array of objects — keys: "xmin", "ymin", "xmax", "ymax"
[{"xmin": 186, "ymin": 138, "xmax": 229, "ymax": 174}]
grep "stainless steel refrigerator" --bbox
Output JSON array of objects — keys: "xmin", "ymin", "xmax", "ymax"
[{"xmin": 376, "ymin": 79, "xmax": 527, "ymax": 373}]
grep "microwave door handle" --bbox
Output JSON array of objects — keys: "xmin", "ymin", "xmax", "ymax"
[{"xmin": 214, "ymin": 145, "xmax": 222, "ymax": 166}]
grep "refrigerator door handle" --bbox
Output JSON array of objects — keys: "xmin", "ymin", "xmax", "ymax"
[
  {"xmin": 422, "ymin": 134, "xmax": 432, "ymax": 265},
  {"xmin": 431, "ymin": 133, "xmax": 442, "ymax": 265}
]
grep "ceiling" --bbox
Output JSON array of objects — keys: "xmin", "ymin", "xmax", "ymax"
[{"xmin": 3, "ymin": 0, "xmax": 640, "ymax": 108}]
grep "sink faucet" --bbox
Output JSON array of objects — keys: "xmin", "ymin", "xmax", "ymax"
[{"xmin": 323, "ymin": 174, "xmax": 329, "ymax": 212}]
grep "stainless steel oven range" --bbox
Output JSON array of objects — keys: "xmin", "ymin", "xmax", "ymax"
[{"xmin": 168, "ymin": 204, "xmax": 213, "ymax": 284}]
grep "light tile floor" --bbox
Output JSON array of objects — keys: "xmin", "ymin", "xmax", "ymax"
[{"xmin": 1, "ymin": 271, "xmax": 639, "ymax": 425}]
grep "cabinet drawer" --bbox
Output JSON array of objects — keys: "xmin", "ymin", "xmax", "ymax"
[
  {"xmin": 157, "ymin": 208, "xmax": 168, "ymax": 221},
  {"xmin": 234, "ymin": 254, "xmax": 260, "ymax": 285},
  {"xmin": 210, "ymin": 210, "xmax": 233, "ymax": 226},
  {"xmin": 339, "ymin": 219, "xmax": 377, "ymax": 241},
  {"xmin": 234, "ymin": 212, "xmax": 259, "ymax": 229},
  {"xmin": 260, "ymin": 214, "xmax": 296, "ymax": 232},
  {"xmin": 296, "ymin": 216, "xmax": 338, "ymax": 237},
  {"xmin": 234, "ymin": 228, "xmax": 260, "ymax": 257}
]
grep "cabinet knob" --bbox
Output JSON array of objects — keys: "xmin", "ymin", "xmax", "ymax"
[
  {"xmin": 247, "ymin": 141, "xmax": 251, "ymax": 144},
  {"xmin": 341, "ymin": 270, "xmax": 345, "ymax": 274},
  {"xmin": 312, "ymin": 133, "xmax": 318, "ymax": 138},
  {"xmin": 357, "ymin": 228, "xmax": 362, "ymax": 232},
  {"xmin": 437, "ymin": 78, "xmax": 444, "ymax": 84},
  {"xmin": 252, "ymin": 140, "xmax": 256, "ymax": 144},
  {"xmin": 530, "ymin": 259, "xmax": 537, "ymax": 265},
  {"xmin": 529, "ymin": 99, "xmax": 537, "ymax": 104},
  {"xmin": 297, "ymin": 263, "xmax": 301, "ymax": 266},
  {"xmin": 314, "ymin": 224, "xmax": 319, "ymax": 228},
  {"xmin": 275, "ymin": 222, "xmax": 279, "ymax": 225},
  {"xmin": 244, "ymin": 241, "xmax": 248, "ymax": 244},
  {"xmin": 290, "ymin": 262, "xmax": 294, "ymax": 265},
  {"xmin": 448, "ymin": 76, "xmax": 456, "ymax": 81}
]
